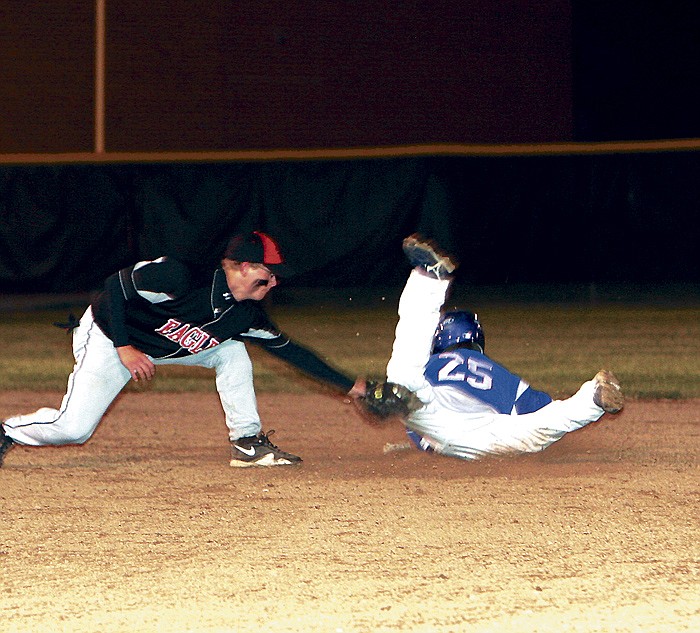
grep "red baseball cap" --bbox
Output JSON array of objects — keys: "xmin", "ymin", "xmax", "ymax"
[{"xmin": 224, "ymin": 231, "xmax": 294, "ymax": 277}]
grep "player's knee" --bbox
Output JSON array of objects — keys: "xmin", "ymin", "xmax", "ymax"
[
  {"xmin": 51, "ymin": 431, "xmax": 94, "ymax": 445},
  {"xmin": 49, "ymin": 419, "xmax": 100, "ymax": 445},
  {"xmin": 217, "ymin": 352, "xmax": 253, "ymax": 373},
  {"xmin": 71, "ymin": 432, "xmax": 94, "ymax": 445}
]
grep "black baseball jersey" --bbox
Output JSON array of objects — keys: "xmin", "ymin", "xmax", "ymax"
[{"xmin": 91, "ymin": 257, "xmax": 354, "ymax": 392}]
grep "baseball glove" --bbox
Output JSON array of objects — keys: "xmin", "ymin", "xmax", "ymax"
[{"xmin": 358, "ymin": 379, "xmax": 422, "ymax": 420}]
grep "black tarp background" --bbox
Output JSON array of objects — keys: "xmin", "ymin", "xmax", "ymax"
[{"xmin": 1, "ymin": 153, "xmax": 698, "ymax": 294}]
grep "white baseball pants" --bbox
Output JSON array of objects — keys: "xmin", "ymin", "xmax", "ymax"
[
  {"xmin": 386, "ymin": 270, "xmax": 607, "ymax": 459},
  {"xmin": 3, "ymin": 307, "xmax": 262, "ymax": 446}
]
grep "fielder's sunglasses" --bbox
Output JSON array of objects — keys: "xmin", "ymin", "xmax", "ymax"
[{"xmin": 253, "ymin": 268, "xmax": 277, "ymax": 287}]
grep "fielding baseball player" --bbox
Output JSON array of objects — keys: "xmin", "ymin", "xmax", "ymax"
[
  {"xmin": 356, "ymin": 235, "xmax": 624, "ymax": 460},
  {"xmin": 0, "ymin": 231, "xmax": 363, "ymax": 468}
]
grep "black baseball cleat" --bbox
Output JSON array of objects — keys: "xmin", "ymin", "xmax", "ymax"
[
  {"xmin": 402, "ymin": 234, "xmax": 457, "ymax": 280},
  {"xmin": 593, "ymin": 369, "xmax": 624, "ymax": 414},
  {"xmin": 0, "ymin": 424, "xmax": 15, "ymax": 467},
  {"xmin": 230, "ymin": 431, "xmax": 302, "ymax": 467}
]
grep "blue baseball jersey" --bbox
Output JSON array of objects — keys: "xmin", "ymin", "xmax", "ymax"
[{"xmin": 423, "ymin": 349, "xmax": 552, "ymax": 415}]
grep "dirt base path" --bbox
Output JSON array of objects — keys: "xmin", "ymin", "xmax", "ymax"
[{"xmin": 1, "ymin": 391, "xmax": 698, "ymax": 632}]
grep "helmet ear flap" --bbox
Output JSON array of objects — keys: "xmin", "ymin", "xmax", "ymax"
[{"xmin": 432, "ymin": 310, "xmax": 485, "ymax": 354}]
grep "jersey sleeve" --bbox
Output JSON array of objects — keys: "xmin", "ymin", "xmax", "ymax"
[
  {"xmin": 234, "ymin": 307, "xmax": 354, "ymax": 392},
  {"xmin": 513, "ymin": 386, "xmax": 553, "ymax": 414},
  {"xmin": 256, "ymin": 337, "xmax": 355, "ymax": 393},
  {"xmin": 119, "ymin": 257, "xmax": 191, "ymax": 302},
  {"xmin": 93, "ymin": 257, "xmax": 191, "ymax": 348}
]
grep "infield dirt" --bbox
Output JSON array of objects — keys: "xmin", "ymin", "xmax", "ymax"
[{"xmin": 1, "ymin": 391, "xmax": 698, "ymax": 632}]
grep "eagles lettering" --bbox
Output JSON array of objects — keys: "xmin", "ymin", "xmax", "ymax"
[{"xmin": 155, "ymin": 319, "xmax": 220, "ymax": 353}]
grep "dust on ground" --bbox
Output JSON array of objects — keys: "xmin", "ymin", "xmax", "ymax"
[{"xmin": 1, "ymin": 391, "xmax": 698, "ymax": 632}]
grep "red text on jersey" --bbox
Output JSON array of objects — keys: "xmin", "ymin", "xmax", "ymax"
[{"xmin": 155, "ymin": 319, "xmax": 221, "ymax": 353}]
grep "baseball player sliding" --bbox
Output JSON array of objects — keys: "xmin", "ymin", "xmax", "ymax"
[
  {"xmin": 0, "ymin": 231, "xmax": 364, "ymax": 468},
  {"xmin": 356, "ymin": 235, "xmax": 624, "ymax": 460}
]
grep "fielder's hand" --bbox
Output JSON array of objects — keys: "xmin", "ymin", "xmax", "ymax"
[{"xmin": 117, "ymin": 345, "xmax": 156, "ymax": 382}]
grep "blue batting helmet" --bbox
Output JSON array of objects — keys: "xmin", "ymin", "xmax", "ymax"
[{"xmin": 432, "ymin": 310, "xmax": 485, "ymax": 354}]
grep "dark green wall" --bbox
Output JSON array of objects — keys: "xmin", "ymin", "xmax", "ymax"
[{"xmin": 2, "ymin": 153, "xmax": 697, "ymax": 293}]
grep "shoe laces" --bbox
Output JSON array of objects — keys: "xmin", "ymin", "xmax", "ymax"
[
  {"xmin": 257, "ymin": 430, "xmax": 279, "ymax": 448},
  {"xmin": 257, "ymin": 430, "xmax": 300, "ymax": 459}
]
